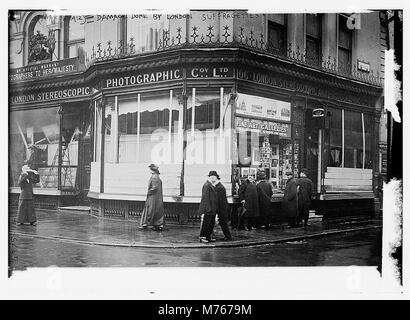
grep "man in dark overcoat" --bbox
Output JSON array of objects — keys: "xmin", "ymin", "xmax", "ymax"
[
  {"xmin": 198, "ymin": 171, "xmax": 218, "ymax": 243},
  {"xmin": 256, "ymin": 171, "xmax": 273, "ymax": 229},
  {"xmin": 214, "ymin": 176, "xmax": 233, "ymax": 241},
  {"xmin": 239, "ymin": 176, "xmax": 259, "ymax": 230},
  {"xmin": 282, "ymin": 172, "xmax": 298, "ymax": 227},
  {"xmin": 297, "ymin": 168, "xmax": 314, "ymax": 227}
]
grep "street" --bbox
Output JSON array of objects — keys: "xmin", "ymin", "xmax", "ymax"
[{"xmin": 10, "ymin": 228, "xmax": 381, "ymax": 269}]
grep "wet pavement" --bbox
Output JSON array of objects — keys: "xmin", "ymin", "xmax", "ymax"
[
  {"xmin": 8, "ymin": 209, "xmax": 382, "ymax": 269},
  {"xmin": 10, "ymin": 229, "xmax": 382, "ymax": 268},
  {"xmin": 9, "ymin": 209, "xmax": 382, "ymax": 249}
]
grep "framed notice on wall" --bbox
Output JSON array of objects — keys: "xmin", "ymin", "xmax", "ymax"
[{"xmin": 235, "ymin": 93, "xmax": 291, "ymax": 122}]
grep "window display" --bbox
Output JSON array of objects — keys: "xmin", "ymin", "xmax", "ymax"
[
  {"xmin": 234, "ymin": 118, "xmax": 294, "ymax": 192},
  {"xmin": 9, "ymin": 107, "xmax": 60, "ymax": 188}
]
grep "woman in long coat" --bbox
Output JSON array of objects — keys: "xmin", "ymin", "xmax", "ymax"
[
  {"xmin": 140, "ymin": 164, "xmax": 165, "ymax": 231},
  {"xmin": 281, "ymin": 173, "xmax": 298, "ymax": 227},
  {"xmin": 256, "ymin": 172, "xmax": 273, "ymax": 229},
  {"xmin": 17, "ymin": 164, "xmax": 40, "ymax": 226},
  {"xmin": 239, "ymin": 176, "xmax": 259, "ymax": 230}
]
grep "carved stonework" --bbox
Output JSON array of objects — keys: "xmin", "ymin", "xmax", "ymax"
[{"xmin": 28, "ymin": 29, "xmax": 55, "ymax": 63}]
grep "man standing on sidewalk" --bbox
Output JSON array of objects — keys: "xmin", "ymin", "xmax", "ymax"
[
  {"xmin": 297, "ymin": 168, "xmax": 314, "ymax": 227},
  {"xmin": 215, "ymin": 175, "xmax": 233, "ymax": 241},
  {"xmin": 198, "ymin": 171, "xmax": 218, "ymax": 243},
  {"xmin": 256, "ymin": 171, "xmax": 273, "ymax": 229}
]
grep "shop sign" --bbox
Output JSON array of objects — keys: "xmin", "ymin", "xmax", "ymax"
[
  {"xmin": 103, "ymin": 68, "xmax": 182, "ymax": 89},
  {"xmin": 9, "ymin": 58, "xmax": 82, "ymax": 82},
  {"xmin": 187, "ymin": 66, "xmax": 234, "ymax": 78},
  {"xmin": 357, "ymin": 60, "xmax": 370, "ymax": 73},
  {"xmin": 312, "ymin": 108, "xmax": 325, "ymax": 117},
  {"xmin": 235, "ymin": 116, "xmax": 291, "ymax": 138},
  {"xmin": 235, "ymin": 93, "xmax": 291, "ymax": 122},
  {"xmin": 237, "ymin": 68, "xmax": 370, "ymax": 107},
  {"xmin": 10, "ymin": 86, "xmax": 92, "ymax": 105}
]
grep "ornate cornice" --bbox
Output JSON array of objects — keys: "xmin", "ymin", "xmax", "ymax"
[{"xmin": 9, "ymin": 47, "xmax": 383, "ymax": 99}]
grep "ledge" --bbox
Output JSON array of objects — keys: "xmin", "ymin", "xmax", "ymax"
[
  {"xmin": 87, "ymin": 191, "xmax": 285, "ymax": 204},
  {"xmin": 320, "ymin": 192, "xmax": 375, "ymax": 200},
  {"xmin": 9, "ymin": 187, "xmax": 78, "ymax": 196}
]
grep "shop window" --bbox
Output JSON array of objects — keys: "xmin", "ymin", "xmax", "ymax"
[
  {"xmin": 9, "ymin": 107, "xmax": 60, "ymax": 188},
  {"xmin": 267, "ymin": 18, "xmax": 286, "ymax": 55},
  {"xmin": 103, "ymin": 99, "xmax": 114, "ymax": 163},
  {"xmin": 64, "ymin": 16, "xmax": 85, "ymax": 59},
  {"xmin": 235, "ymin": 129, "xmax": 293, "ymax": 192},
  {"xmin": 94, "ymin": 102, "xmax": 103, "ymax": 162},
  {"xmin": 27, "ymin": 14, "xmax": 56, "ymax": 64},
  {"xmin": 338, "ymin": 15, "xmax": 353, "ymax": 74},
  {"xmin": 126, "ymin": 15, "xmax": 166, "ymax": 53},
  {"xmin": 306, "ymin": 14, "xmax": 322, "ymax": 66},
  {"xmin": 344, "ymin": 110, "xmax": 363, "ymax": 168},
  {"xmin": 98, "ymin": 91, "xmax": 182, "ymax": 164},
  {"xmin": 186, "ymin": 90, "xmax": 220, "ymax": 131},
  {"xmin": 327, "ymin": 108, "xmax": 343, "ymax": 167},
  {"xmin": 303, "ymin": 108, "xmax": 319, "ymax": 191},
  {"xmin": 60, "ymin": 104, "xmax": 82, "ymax": 190},
  {"xmin": 361, "ymin": 113, "xmax": 373, "ymax": 169}
]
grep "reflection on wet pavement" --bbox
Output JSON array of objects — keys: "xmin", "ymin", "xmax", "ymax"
[
  {"xmin": 9, "ymin": 210, "xmax": 381, "ymax": 248},
  {"xmin": 10, "ymin": 229, "xmax": 381, "ymax": 269}
]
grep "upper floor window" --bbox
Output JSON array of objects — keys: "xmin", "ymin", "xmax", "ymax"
[
  {"xmin": 267, "ymin": 14, "xmax": 287, "ymax": 55},
  {"xmin": 27, "ymin": 14, "xmax": 56, "ymax": 63},
  {"xmin": 305, "ymin": 14, "xmax": 322, "ymax": 66},
  {"xmin": 338, "ymin": 14, "xmax": 353, "ymax": 74},
  {"xmin": 64, "ymin": 16, "xmax": 85, "ymax": 59}
]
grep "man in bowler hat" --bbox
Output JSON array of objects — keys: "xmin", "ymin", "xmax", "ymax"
[{"xmin": 198, "ymin": 171, "xmax": 218, "ymax": 243}]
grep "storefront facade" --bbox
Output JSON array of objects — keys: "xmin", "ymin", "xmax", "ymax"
[{"xmin": 9, "ymin": 11, "xmax": 385, "ymax": 221}]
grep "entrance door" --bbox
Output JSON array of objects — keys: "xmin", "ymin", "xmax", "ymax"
[
  {"xmin": 304, "ymin": 109, "xmax": 319, "ymax": 192},
  {"xmin": 78, "ymin": 106, "xmax": 92, "ymax": 205}
]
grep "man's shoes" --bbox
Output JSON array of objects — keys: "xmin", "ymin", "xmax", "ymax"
[
  {"xmin": 209, "ymin": 238, "xmax": 217, "ymax": 242},
  {"xmin": 30, "ymin": 222, "xmax": 37, "ymax": 226},
  {"xmin": 223, "ymin": 237, "xmax": 233, "ymax": 241},
  {"xmin": 138, "ymin": 225, "xmax": 148, "ymax": 230},
  {"xmin": 199, "ymin": 237, "xmax": 209, "ymax": 243}
]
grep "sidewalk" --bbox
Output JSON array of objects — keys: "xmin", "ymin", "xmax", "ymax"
[{"xmin": 9, "ymin": 209, "xmax": 382, "ymax": 249}]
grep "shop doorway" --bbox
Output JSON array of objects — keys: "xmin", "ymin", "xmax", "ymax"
[
  {"xmin": 303, "ymin": 108, "xmax": 319, "ymax": 192},
  {"xmin": 62, "ymin": 101, "xmax": 91, "ymax": 205}
]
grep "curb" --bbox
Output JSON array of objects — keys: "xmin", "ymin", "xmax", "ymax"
[{"xmin": 10, "ymin": 225, "xmax": 381, "ymax": 249}]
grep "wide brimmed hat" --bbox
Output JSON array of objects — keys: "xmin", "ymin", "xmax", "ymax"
[
  {"xmin": 208, "ymin": 170, "xmax": 220, "ymax": 179},
  {"xmin": 148, "ymin": 163, "xmax": 159, "ymax": 170}
]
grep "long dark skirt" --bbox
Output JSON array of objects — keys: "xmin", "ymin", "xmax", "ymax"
[{"xmin": 17, "ymin": 199, "xmax": 36, "ymax": 224}]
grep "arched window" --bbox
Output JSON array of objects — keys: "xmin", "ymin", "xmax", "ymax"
[
  {"xmin": 27, "ymin": 14, "xmax": 56, "ymax": 63},
  {"xmin": 64, "ymin": 16, "xmax": 85, "ymax": 59}
]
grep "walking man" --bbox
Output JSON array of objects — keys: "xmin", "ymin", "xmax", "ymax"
[
  {"xmin": 297, "ymin": 168, "xmax": 314, "ymax": 227},
  {"xmin": 198, "ymin": 171, "xmax": 218, "ymax": 243},
  {"xmin": 215, "ymin": 175, "xmax": 233, "ymax": 241}
]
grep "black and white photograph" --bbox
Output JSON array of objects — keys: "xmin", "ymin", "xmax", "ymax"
[{"xmin": 2, "ymin": 0, "xmax": 406, "ymax": 300}]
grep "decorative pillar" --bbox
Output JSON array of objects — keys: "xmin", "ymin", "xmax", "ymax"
[{"xmin": 57, "ymin": 104, "xmax": 63, "ymax": 191}]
